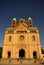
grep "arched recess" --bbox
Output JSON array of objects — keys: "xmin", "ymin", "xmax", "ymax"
[
  {"xmin": 8, "ymin": 51, "xmax": 11, "ymax": 58},
  {"xmin": 33, "ymin": 51, "xmax": 37, "ymax": 59},
  {"xmin": 19, "ymin": 49, "xmax": 25, "ymax": 59}
]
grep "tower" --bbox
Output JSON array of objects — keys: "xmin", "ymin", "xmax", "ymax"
[
  {"xmin": 28, "ymin": 17, "xmax": 33, "ymax": 27},
  {"xmin": 12, "ymin": 18, "xmax": 16, "ymax": 28}
]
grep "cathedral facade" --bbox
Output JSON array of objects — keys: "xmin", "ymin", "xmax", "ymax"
[{"xmin": 2, "ymin": 17, "xmax": 42, "ymax": 59}]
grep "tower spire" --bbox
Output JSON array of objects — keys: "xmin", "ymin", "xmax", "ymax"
[
  {"xmin": 12, "ymin": 18, "xmax": 16, "ymax": 28},
  {"xmin": 28, "ymin": 17, "xmax": 33, "ymax": 27}
]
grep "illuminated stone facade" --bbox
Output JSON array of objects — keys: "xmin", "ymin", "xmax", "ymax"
[{"xmin": 2, "ymin": 17, "xmax": 42, "ymax": 59}]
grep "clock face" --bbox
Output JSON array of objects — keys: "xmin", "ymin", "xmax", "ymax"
[{"xmin": 20, "ymin": 35, "xmax": 24, "ymax": 40}]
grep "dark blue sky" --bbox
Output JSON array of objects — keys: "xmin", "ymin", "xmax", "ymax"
[{"xmin": 0, "ymin": 0, "xmax": 44, "ymax": 48}]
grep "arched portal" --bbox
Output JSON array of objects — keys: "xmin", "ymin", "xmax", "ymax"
[
  {"xmin": 8, "ymin": 51, "xmax": 11, "ymax": 58},
  {"xmin": 19, "ymin": 49, "xmax": 25, "ymax": 59},
  {"xmin": 33, "ymin": 51, "xmax": 37, "ymax": 59}
]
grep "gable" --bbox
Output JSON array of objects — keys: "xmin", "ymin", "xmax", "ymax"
[{"xmin": 15, "ymin": 22, "xmax": 28, "ymax": 31}]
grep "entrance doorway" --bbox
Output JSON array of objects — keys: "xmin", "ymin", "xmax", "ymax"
[
  {"xmin": 8, "ymin": 51, "xmax": 11, "ymax": 58},
  {"xmin": 19, "ymin": 49, "xmax": 25, "ymax": 59},
  {"xmin": 33, "ymin": 51, "xmax": 37, "ymax": 59}
]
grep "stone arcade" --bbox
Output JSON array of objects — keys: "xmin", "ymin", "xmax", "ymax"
[{"xmin": 2, "ymin": 17, "xmax": 42, "ymax": 59}]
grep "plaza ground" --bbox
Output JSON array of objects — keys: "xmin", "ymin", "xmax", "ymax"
[{"xmin": 0, "ymin": 59, "xmax": 43, "ymax": 65}]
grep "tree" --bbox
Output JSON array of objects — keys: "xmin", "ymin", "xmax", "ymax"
[
  {"xmin": 41, "ymin": 48, "xmax": 44, "ymax": 54},
  {"xmin": 0, "ymin": 47, "xmax": 3, "ymax": 58}
]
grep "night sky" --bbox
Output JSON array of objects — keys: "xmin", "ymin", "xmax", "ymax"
[{"xmin": 0, "ymin": 0, "xmax": 44, "ymax": 48}]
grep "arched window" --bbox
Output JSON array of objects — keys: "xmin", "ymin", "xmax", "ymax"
[
  {"xmin": 9, "ymin": 36, "xmax": 11, "ymax": 41},
  {"xmin": 30, "ymin": 22, "xmax": 32, "ymax": 24},
  {"xmin": 32, "ymin": 35, "xmax": 35, "ymax": 41}
]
